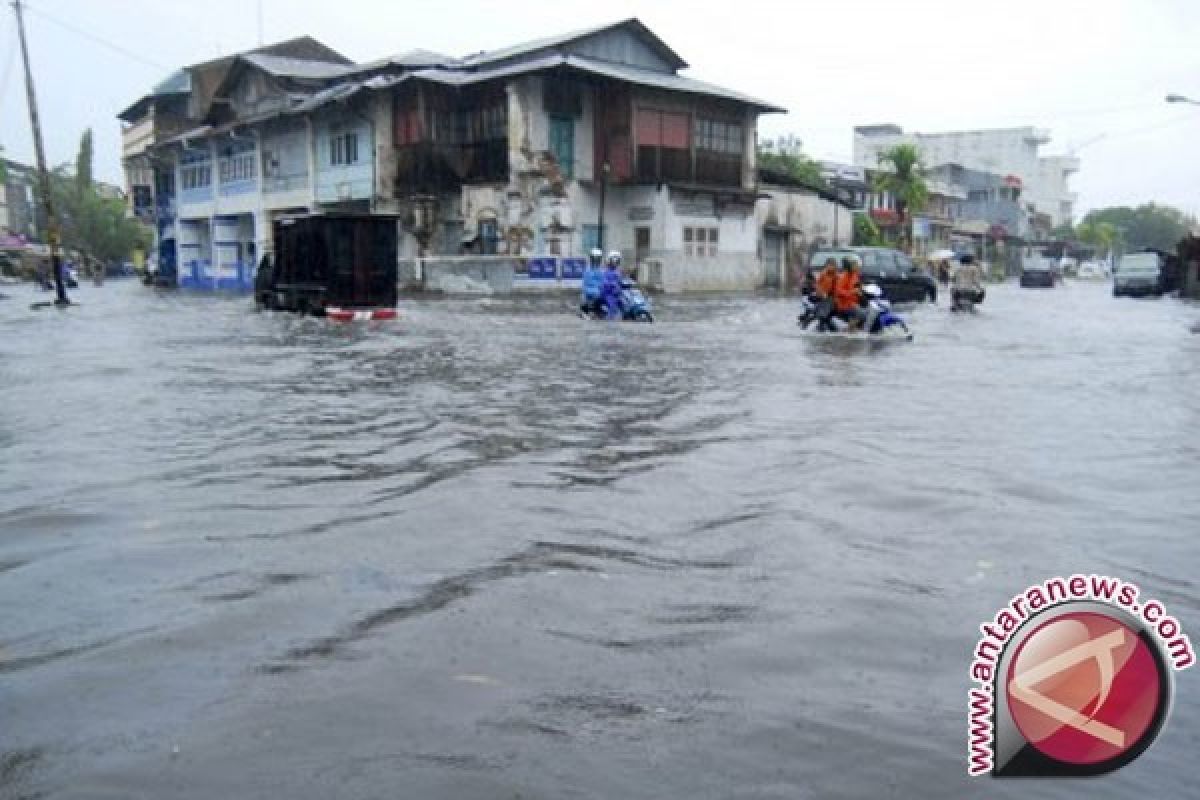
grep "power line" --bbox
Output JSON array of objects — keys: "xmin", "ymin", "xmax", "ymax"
[{"xmin": 21, "ymin": 0, "xmax": 169, "ymax": 72}]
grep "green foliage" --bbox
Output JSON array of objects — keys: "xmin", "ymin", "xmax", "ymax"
[
  {"xmin": 1081, "ymin": 204, "xmax": 1196, "ymax": 252},
  {"xmin": 1075, "ymin": 220, "xmax": 1118, "ymax": 255},
  {"xmin": 853, "ymin": 214, "xmax": 884, "ymax": 246},
  {"xmin": 873, "ymin": 144, "xmax": 929, "ymax": 252},
  {"xmin": 1051, "ymin": 223, "xmax": 1075, "ymax": 240},
  {"xmin": 35, "ymin": 158, "xmax": 149, "ymax": 270},
  {"xmin": 757, "ymin": 135, "xmax": 828, "ymax": 190}
]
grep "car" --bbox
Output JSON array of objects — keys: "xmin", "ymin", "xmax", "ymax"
[
  {"xmin": 1019, "ymin": 265, "xmax": 1056, "ymax": 288},
  {"xmin": 807, "ymin": 247, "xmax": 938, "ymax": 303},
  {"xmin": 1112, "ymin": 251, "xmax": 1165, "ymax": 297}
]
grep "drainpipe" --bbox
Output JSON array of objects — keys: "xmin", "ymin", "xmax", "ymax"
[{"xmin": 597, "ymin": 161, "xmax": 610, "ymax": 250}]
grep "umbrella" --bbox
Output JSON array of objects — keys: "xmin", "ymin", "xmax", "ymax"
[{"xmin": 929, "ymin": 248, "xmax": 957, "ymax": 261}]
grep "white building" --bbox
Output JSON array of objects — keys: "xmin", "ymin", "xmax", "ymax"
[{"xmin": 852, "ymin": 124, "xmax": 1078, "ymax": 228}]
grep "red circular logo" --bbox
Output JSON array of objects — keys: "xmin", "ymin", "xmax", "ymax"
[{"xmin": 1006, "ymin": 611, "xmax": 1164, "ymax": 766}]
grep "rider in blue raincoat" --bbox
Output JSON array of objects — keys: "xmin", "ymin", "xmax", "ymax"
[
  {"xmin": 601, "ymin": 251, "xmax": 624, "ymax": 319},
  {"xmin": 580, "ymin": 248, "xmax": 605, "ymax": 316}
]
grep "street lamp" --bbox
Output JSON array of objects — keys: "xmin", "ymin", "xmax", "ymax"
[{"xmin": 1166, "ymin": 93, "xmax": 1200, "ymax": 106}]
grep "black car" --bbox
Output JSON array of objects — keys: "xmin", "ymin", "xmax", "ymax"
[
  {"xmin": 1019, "ymin": 266, "xmax": 1056, "ymax": 288},
  {"xmin": 808, "ymin": 247, "xmax": 937, "ymax": 303}
]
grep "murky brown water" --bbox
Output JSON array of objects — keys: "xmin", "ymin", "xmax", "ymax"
[{"xmin": 2, "ymin": 280, "xmax": 1199, "ymax": 798}]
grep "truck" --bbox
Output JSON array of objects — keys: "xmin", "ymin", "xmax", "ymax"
[{"xmin": 255, "ymin": 213, "xmax": 398, "ymax": 320}]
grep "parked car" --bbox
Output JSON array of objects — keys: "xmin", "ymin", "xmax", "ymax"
[
  {"xmin": 807, "ymin": 247, "xmax": 937, "ymax": 303},
  {"xmin": 1113, "ymin": 251, "xmax": 1165, "ymax": 297},
  {"xmin": 1020, "ymin": 263, "xmax": 1056, "ymax": 288},
  {"xmin": 1076, "ymin": 261, "xmax": 1107, "ymax": 280}
]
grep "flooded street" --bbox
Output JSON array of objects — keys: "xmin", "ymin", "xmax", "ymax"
[{"xmin": 3, "ymin": 280, "xmax": 1199, "ymax": 798}]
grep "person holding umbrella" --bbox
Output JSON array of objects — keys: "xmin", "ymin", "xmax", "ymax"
[{"xmin": 930, "ymin": 248, "xmax": 956, "ymax": 287}]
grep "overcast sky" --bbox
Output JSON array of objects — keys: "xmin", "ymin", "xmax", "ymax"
[{"xmin": 2, "ymin": 0, "xmax": 1198, "ymax": 218}]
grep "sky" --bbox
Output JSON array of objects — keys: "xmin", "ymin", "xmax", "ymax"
[{"xmin": 2, "ymin": 0, "xmax": 1199, "ymax": 219}]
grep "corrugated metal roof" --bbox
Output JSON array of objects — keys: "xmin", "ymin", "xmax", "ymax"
[
  {"xmin": 152, "ymin": 69, "xmax": 191, "ymax": 95},
  {"xmin": 240, "ymin": 53, "xmax": 351, "ymax": 80},
  {"xmin": 459, "ymin": 18, "xmax": 687, "ymax": 70},
  {"xmin": 348, "ymin": 48, "xmax": 460, "ymax": 74},
  {"xmin": 332, "ymin": 53, "xmax": 783, "ymax": 113},
  {"xmin": 287, "ymin": 81, "xmax": 365, "ymax": 113},
  {"xmin": 563, "ymin": 55, "xmax": 784, "ymax": 112}
]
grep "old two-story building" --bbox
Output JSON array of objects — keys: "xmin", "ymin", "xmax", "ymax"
[
  {"xmin": 119, "ymin": 20, "xmax": 788, "ymax": 292},
  {"xmin": 118, "ymin": 37, "xmax": 355, "ymax": 287}
]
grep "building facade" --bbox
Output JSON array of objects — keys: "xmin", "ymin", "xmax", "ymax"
[
  {"xmin": 118, "ymin": 20, "xmax": 786, "ymax": 292},
  {"xmin": 1, "ymin": 159, "xmax": 40, "ymax": 241},
  {"xmin": 853, "ymin": 124, "xmax": 1078, "ymax": 228}
]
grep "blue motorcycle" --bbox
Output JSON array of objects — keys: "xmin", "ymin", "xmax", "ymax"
[
  {"xmin": 581, "ymin": 277, "xmax": 654, "ymax": 322},
  {"xmin": 618, "ymin": 278, "xmax": 654, "ymax": 322}
]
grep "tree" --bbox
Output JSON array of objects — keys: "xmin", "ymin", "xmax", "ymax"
[
  {"xmin": 1081, "ymin": 204, "xmax": 1196, "ymax": 253},
  {"xmin": 1075, "ymin": 220, "xmax": 1118, "ymax": 258},
  {"xmin": 874, "ymin": 144, "xmax": 929, "ymax": 254},
  {"xmin": 34, "ymin": 140, "xmax": 150, "ymax": 281},
  {"xmin": 1051, "ymin": 223, "xmax": 1075, "ymax": 241},
  {"xmin": 853, "ymin": 214, "xmax": 884, "ymax": 246},
  {"xmin": 757, "ymin": 135, "xmax": 828, "ymax": 190},
  {"xmin": 75, "ymin": 129, "xmax": 93, "ymax": 197}
]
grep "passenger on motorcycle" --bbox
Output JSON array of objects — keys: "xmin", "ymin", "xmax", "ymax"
[
  {"xmin": 814, "ymin": 258, "xmax": 838, "ymax": 299},
  {"xmin": 602, "ymin": 251, "xmax": 624, "ymax": 319},
  {"xmin": 580, "ymin": 248, "xmax": 605, "ymax": 316},
  {"xmin": 834, "ymin": 256, "xmax": 866, "ymax": 329}
]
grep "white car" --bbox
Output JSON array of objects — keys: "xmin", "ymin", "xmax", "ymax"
[{"xmin": 1076, "ymin": 261, "xmax": 1106, "ymax": 280}]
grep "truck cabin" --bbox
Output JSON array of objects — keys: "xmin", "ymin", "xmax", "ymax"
[{"xmin": 260, "ymin": 214, "xmax": 398, "ymax": 314}]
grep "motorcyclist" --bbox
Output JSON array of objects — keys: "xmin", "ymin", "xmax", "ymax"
[
  {"xmin": 810, "ymin": 257, "xmax": 840, "ymax": 328},
  {"xmin": 814, "ymin": 258, "xmax": 839, "ymax": 299},
  {"xmin": 601, "ymin": 250, "xmax": 624, "ymax": 319},
  {"xmin": 580, "ymin": 248, "xmax": 605, "ymax": 316},
  {"xmin": 952, "ymin": 254, "xmax": 985, "ymax": 310},
  {"xmin": 833, "ymin": 256, "xmax": 866, "ymax": 329}
]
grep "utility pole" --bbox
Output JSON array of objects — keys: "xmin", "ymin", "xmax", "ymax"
[{"xmin": 12, "ymin": 0, "xmax": 69, "ymax": 306}]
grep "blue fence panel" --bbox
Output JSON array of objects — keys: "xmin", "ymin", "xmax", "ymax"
[
  {"xmin": 561, "ymin": 258, "xmax": 586, "ymax": 280},
  {"xmin": 527, "ymin": 257, "xmax": 557, "ymax": 280}
]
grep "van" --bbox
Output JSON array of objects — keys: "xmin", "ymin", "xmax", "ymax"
[{"xmin": 1113, "ymin": 252, "xmax": 1164, "ymax": 297}]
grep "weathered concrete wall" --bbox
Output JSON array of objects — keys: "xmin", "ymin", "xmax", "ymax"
[
  {"xmin": 399, "ymin": 257, "xmax": 516, "ymax": 293},
  {"xmin": 651, "ymin": 252, "xmax": 763, "ymax": 293}
]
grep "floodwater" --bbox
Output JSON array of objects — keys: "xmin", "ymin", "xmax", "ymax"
[{"xmin": 2, "ymin": 279, "xmax": 1199, "ymax": 799}]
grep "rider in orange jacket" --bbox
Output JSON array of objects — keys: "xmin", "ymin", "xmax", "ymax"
[{"xmin": 834, "ymin": 258, "xmax": 866, "ymax": 329}]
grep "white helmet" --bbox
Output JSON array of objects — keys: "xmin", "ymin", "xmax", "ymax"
[
  {"xmin": 605, "ymin": 250, "xmax": 622, "ymax": 267},
  {"xmin": 589, "ymin": 248, "xmax": 603, "ymax": 261}
]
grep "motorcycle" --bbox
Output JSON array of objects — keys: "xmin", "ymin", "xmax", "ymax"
[
  {"xmin": 950, "ymin": 287, "xmax": 986, "ymax": 313},
  {"xmin": 798, "ymin": 283, "xmax": 910, "ymax": 339},
  {"xmin": 581, "ymin": 278, "xmax": 654, "ymax": 322},
  {"xmin": 797, "ymin": 290, "xmax": 833, "ymax": 330}
]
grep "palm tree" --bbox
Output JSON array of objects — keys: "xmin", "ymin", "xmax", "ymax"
[{"xmin": 874, "ymin": 144, "xmax": 929, "ymax": 253}]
